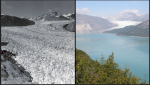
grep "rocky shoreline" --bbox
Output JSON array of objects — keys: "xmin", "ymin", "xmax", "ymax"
[{"xmin": 1, "ymin": 47, "xmax": 38, "ymax": 84}]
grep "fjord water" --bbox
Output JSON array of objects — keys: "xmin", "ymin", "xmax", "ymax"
[{"xmin": 76, "ymin": 33, "xmax": 149, "ymax": 83}]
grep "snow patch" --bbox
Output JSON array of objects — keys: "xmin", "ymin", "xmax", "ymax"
[{"xmin": 108, "ymin": 21, "xmax": 142, "ymax": 30}]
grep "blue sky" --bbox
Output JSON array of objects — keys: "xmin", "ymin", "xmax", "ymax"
[{"xmin": 76, "ymin": 1, "xmax": 149, "ymax": 17}]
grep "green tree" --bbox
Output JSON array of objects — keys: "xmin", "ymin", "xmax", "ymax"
[{"xmin": 75, "ymin": 49, "xmax": 148, "ymax": 84}]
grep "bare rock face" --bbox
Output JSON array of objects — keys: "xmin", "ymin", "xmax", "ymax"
[
  {"xmin": 63, "ymin": 13, "xmax": 75, "ymax": 20},
  {"xmin": 1, "ymin": 42, "xmax": 9, "ymax": 46},
  {"xmin": 64, "ymin": 21, "xmax": 75, "ymax": 32},
  {"xmin": 1, "ymin": 15, "xmax": 35, "ymax": 26},
  {"xmin": 1, "ymin": 49, "xmax": 38, "ymax": 84},
  {"xmin": 35, "ymin": 12, "xmax": 71, "ymax": 21},
  {"xmin": 76, "ymin": 14, "xmax": 118, "ymax": 33}
]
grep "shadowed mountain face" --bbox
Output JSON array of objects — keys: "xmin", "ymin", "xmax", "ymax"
[
  {"xmin": 1, "ymin": 15, "xmax": 35, "ymax": 26},
  {"xmin": 76, "ymin": 14, "xmax": 118, "ymax": 34},
  {"xmin": 1, "ymin": 42, "xmax": 9, "ymax": 46},
  {"xmin": 104, "ymin": 20, "xmax": 149, "ymax": 37},
  {"xmin": 63, "ymin": 21, "xmax": 75, "ymax": 32},
  {"xmin": 70, "ymin": 13, "xmax": 75, "ymax": 20}
]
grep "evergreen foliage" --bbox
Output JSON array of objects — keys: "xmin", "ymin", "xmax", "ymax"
[
  {"xmin": 76, "ymin": 48, "xmax": 148, "ymax": 84},
  {"xmin": 104, "ymin": 20, "xmax": 149, "ymax": 37}
]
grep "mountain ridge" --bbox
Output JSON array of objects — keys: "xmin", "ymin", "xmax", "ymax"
[
  {"xmin": 104, "ymin": 19, "xmax": 149, "ymax": 37},
  {"xmin": 34, "ymin": 12, "xmax": 75, "ymax": 21},
  {"xmin": 76, "ymin": 13, "xmax": 118, "ymax": 34},
  {"xmin": 1, "ymin": 14, "xmax": 35, "ymax": 26}
]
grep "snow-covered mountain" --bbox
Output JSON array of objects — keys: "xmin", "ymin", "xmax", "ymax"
[
  {"xmin": 35, "ymin": 12, "xmax": 74, "ymax": 21},
  {"xmin": 107, "ymin": 12, "xmax": 149, "ymax": 21},
  {"xmin": 19, "ymin": 17, "xmax": 36, "ymax": 21},
  {"xmin": 63, "ymin": 13, "xmax": 75, "ymax": 20},
  {"xmin": 28, "ymin": 17, "xmax": 36, "ymax": 21}
]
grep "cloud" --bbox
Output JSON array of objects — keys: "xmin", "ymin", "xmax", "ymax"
[
  {"xmin": 48, "ymin": 9, "xmax": 53, "ymax": 12},
  {"xmin": 76, "ymin": 7, "xmax": 91, "ymax": 13},
  {"xmin": 120, "ymin": 9, "xmax": 139, "ymax": 14}
]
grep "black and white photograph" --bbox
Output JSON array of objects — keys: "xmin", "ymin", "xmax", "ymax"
[{"xmin": 1, "ymin": 0, "xmax": 75, "ymax": 84}]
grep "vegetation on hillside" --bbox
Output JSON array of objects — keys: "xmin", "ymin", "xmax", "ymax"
[
  {"xmin": 104, "ymin": 26, "xmax": 149, "ymax": 37},
  {"xmin": 76, "ymin": 48, "xmax": 148, "ymax": 84},
  {"xmin": 104, "ymin": 20, "xmax": 149, "ymax": 37}
]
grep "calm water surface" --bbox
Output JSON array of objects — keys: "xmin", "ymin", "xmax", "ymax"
[{"xmin": 76, "ymin": 33, "xmax": 149, "ymax": 83}]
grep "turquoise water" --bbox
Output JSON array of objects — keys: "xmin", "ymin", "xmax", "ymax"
[{"xmin": 76, "ymin": 33, "xmax": 149, "ymax": 83}]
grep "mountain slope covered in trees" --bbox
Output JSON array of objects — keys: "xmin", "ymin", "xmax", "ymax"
[{"xmin": 104, "ymin": 20, "xmax": 149, "ymax": 37}]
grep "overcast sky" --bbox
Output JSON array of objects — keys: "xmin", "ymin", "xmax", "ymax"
[{"xmin": 1, "ymin": 0, "xmax": 75, "ymax": 18}]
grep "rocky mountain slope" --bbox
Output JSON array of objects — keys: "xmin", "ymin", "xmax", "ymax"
[
  {"xmin": 35, "ymin": 12, "xmax": 74, "ymax": 21},
  {"xmin": 104, "ymin": 20, "xmax": 149, "ymax": 37},
  {"xmin": 63, "ymin": 13, "xmax": 75, "ymax": 20},
  {"xmin": 1, "ymin": 43, "xmax": 38, "ymax": 84},
  {"xmin": 76, "ymin": 14, "xmax": 118, "ymax": 34},
  {"xmin": 1, "ymin": 14, "xmax": 35, "ymax": 26},
  {"xmin": 63, "ymin": 21, "xmax": 75, "ymax": 32}
]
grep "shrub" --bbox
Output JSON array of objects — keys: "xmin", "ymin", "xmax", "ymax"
[{"xmin": 75, "ymin": 48, "xmax": 148, "ymax": 84}]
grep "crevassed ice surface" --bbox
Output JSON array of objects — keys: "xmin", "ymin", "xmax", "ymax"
[{"xmin": 1, "ymin": 20, "xmax": 75, "ymax": 84}]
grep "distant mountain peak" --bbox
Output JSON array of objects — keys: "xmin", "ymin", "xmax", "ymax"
[
  {"xmin": 48, "ymin": 12, "xmax": 62, "ymax": 17},
  {"xmin": 76, "ymin": 13, "xmax": 118, "ymax": 34},
  {"xmin": 35, "ymin": 12, "xmax": 75, "ymax": 21},
  {"xmin": 63, "ymin": 13, "xmax": 75, "ymax": 20}
]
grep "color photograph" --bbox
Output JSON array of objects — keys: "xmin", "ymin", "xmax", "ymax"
[{"xmin": 76, "ymin": 1, "xmax": 149, "ymax": 84}]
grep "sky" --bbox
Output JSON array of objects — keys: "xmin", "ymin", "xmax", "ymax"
[
  {"xmin": 76, "ymin": 1, "xmax": 149, "ymax": 17},
  {"xmin": 1, "ymin": 0, "xmax": 75, "ymax": 18}
]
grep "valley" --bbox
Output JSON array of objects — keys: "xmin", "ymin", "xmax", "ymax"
[
  {"xmin": 1, "ymin": 18, "xmax": 75, "ymax": 84},
  {"xmin": 104, "ymin": 20, "xmax": 149, "ymax": 37}
]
